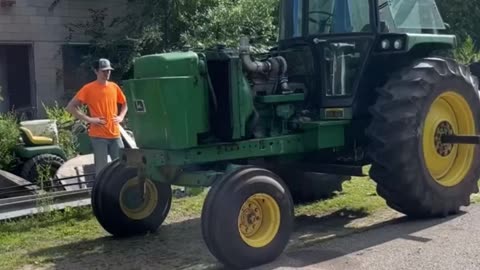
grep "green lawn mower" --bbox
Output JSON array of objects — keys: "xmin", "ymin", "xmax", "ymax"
[
  {"xmin": 14, "ymin": 120, "xmax": 67, "ymax": 187},
  {"xmin": 92, "ymin": 0, "xmax": 480, "ymax": 269}
]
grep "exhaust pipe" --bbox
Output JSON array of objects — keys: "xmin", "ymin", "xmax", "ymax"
[{"xmin": 239, "ymin": 37, "xmax": 290, "ymax": 93}]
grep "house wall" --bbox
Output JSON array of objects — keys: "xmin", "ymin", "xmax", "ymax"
[
  {"xmin": 0, "ymin": 47, "xmax": 7, "ymax": 112},
  {"xmin": 0, "ymin": 0, "xmax": 127, "ymax": 117}
]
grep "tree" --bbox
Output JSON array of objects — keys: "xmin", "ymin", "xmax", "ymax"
[
  {"xmin": 437, "ymin": 0, "xmax": 480, "ymax": 43},
  {"xmin": 66, "ymin": 0, "xmax": 280, "ymax": 80},
  {"xmin": 180, "ymin": 0, "xmax": 279, "ymax": 52}
]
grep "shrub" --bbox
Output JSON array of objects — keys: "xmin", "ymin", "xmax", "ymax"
[
  {"xmin": 43, "ymin": 101, "xmax": 75, "ymax": 127},
  {"xmin": 43, "ymin": 102, "xmax": 79, "ymax": 159},
  {"xmin": 454, "ymin": 35, "xmax": 480, "ymax": 65},
  {"xmin": 0, "ymin": 113, "xmax": 20, "ymax": 171},
  {"xmin": 180, "ymin": 0, "xmax": 279, "ymax": 52}
]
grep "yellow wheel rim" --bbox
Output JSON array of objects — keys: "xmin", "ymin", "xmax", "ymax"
[
  {"xmin": 237, "ymin": 193, "xmax": 281, "ymax": 248},
  {"xmin": 119, "ymin": 177, "xmax": 158, "ymax": 220},
  {"xmin": 423, "ymin": 91, "xmax": 475, "ymax": 187}
]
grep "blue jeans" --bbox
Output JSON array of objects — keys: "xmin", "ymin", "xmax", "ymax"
[{"xmin": 90, "ymin": 137, "xmax": 124, "ymax": 178}]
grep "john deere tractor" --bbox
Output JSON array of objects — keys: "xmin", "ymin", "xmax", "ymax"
[{"xmin": 92, "ymin": 0, "xmax": 480, "ymax": 268}]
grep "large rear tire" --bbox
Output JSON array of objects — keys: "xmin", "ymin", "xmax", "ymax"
[
  {"xmin": 92, "ymin": 161, "xmax": 172, "ymax": 236},
  {"xmin": 201, "ymin": 167, "xmax": 294, "ymax": 269},
  {"xmin": 367, "ymin": 57, "xmax": 480, "ymax": 218}
]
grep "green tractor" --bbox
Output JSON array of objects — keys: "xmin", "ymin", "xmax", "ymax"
[{"xmin": 92, "ymin": 0, "xmax": 480, "ymax": 268}]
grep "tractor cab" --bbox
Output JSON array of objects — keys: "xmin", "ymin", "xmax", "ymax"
[{"xmin": 277, "ymin": 0, "xmax": 449, "ymax": 119}]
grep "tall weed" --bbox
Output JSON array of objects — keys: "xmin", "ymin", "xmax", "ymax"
[
  {"xmin": 454, "ymin": 35, "xmax": 480, "ymax": 65},
  {"xmin": 0, "ymin": 113, "xmax": 19, "ymax": 171},
  {"xmin": 43, "ymin": 102, "xmax": 78, "ymax": 159}
]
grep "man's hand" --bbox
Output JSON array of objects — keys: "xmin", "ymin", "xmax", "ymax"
[
  {"xmin": 89, "ymin": 117, "xmax": 106, "ymax": 125},
  {"xmin": 113, "ymin": 115, "xmax": 124, "ymax": 124}
]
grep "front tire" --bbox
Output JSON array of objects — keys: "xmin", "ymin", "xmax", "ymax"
[
  {"xmin": 367, "ymin": 57, "xmax": 480, "ymax": 217},
  {"xmin": 201, "ymin": 167, "xmax": 294, "ymax": 269},
  {"xmin": 92, "ymin": 161, "xmax": 172, "ymax": 237}
]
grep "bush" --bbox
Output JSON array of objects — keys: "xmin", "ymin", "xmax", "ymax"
[
  {"xmin": 180, "ymin": 0, "xmax": 279, "ymax": 52},
  {"xmin": 43, "ymin": 102, "xmax": 75, "ymax": 127},
  {"xmin": 58, "ymin": 129, "xmax": 78, "ymax": 159},
  {"xmin": 0, "ymin": 113, "xmax": 20, "ymax": 171},
  {"xmin": 454, "ymin": 35, "xmax": 480, "ymax": 65},
  {"xmin": 43, "ymin": 102, "xmax": 79, "ymax": 159}
]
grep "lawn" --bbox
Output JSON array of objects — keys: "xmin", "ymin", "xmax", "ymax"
[{"xmin": 0, "ymin": 176, "xmax": 478, "ymax": 270}]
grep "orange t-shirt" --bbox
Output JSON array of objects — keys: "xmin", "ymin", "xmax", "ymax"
[{"xmin": 74, "ymin": 81, "xmax": 127, "ymax": 139}]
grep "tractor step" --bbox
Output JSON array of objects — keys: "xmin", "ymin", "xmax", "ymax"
[{"xmin": 442, "ymin": 135, "xmax": 480, "ymax": 144}]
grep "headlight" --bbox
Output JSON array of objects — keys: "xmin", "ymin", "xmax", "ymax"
[
  {"xmin": 394, "ymin": 39, "xmax": 403, "ymax": 50},
  {"xmin": 381, "ymin": 39, "xmax": 390, "ymax": 50}
]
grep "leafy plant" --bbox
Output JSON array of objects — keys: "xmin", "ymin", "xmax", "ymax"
[
  {"xmin": 43, "ymin": 102, "xmax": 75, "ymax": 128},
  {"xmin": 180, "ymin": 0, "xmax": 279, "ymax": 52},
  {"xmin": 43, "ymin": 102, "xmax": 78, "ymax": 159},
  {"xmin": 0, "ymin": 113, "xmax": 20, "ymax": 171},
  {"xmin": 453, "ymin": 35, "xmax": 480, "ymax": 64}
]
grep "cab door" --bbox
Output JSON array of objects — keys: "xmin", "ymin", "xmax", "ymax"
[{"xmin": 307, "ymin": 0, "xmax": 376, "ymax": 116}]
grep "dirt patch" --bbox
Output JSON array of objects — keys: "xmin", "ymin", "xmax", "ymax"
[{"xmin": 23, "ymin": 209, "xmax": 403, "ymax": 270}]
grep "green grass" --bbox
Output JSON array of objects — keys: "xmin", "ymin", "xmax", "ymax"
[
  {"xmin": 0, "ymin": 194, "xmax": 207, "ymax": 270},
  {"xmin": 0, "ymin": 208, "xmax": 101, "ymax": 269},
  {"xmin": 471, "ymin": 192, "xmax": 480, "ymax": 204},
  {"xmin": 1, "ymin": 176, "xmax": 479, "ymax": 270},
  {"xmin": 295, "ymin": 177, "xmax": 387, "ymax": 217}
]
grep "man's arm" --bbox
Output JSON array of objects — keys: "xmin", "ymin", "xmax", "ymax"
[
  {"xmin": 114, "ymin": 84, "xmax": 128, "ymax": 124},
  {"xmin": 119, "ymin": 102, "xmax": 128, "ymax": 118},
  {"xmin": 114, "ymin": 102, "xmax": 128, "ymax": 123},
  {"xmin": 66, "ymin": 98, "xmax": 90, "ymax": 122},
  {"xmin": 66, "ymin": 98, "xmax": 105, "ymax": 125}
]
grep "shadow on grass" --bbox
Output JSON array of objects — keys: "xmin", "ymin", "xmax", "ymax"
[{"xmin": 27, "ymin": 206, "xmax": 465, "ymax": 270}]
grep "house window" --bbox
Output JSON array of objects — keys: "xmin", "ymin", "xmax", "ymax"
[{"xmin": 62, "ymin": 44, "xmax": 95, "ymax": 100}]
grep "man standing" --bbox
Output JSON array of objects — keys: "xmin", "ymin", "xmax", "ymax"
[{"xmin": 66, "ymin": 58, "xmax": 128, "ymax": 178}]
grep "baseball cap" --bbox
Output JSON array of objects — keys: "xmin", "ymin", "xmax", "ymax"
[{"xmin": 96, "ymin": 58, "xmax": 114, "ymax": 71}]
